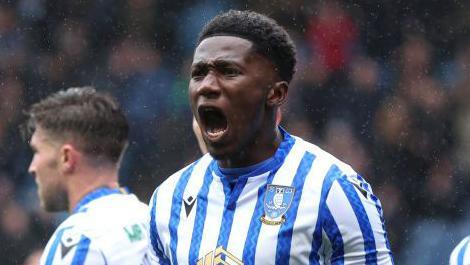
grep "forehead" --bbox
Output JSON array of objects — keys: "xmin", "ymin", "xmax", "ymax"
[
  {"xmin": 193, "ymin": 36, "xmax": 255, "ymax": 63},
  {"xmin": 30, "ymin": 127, "xmax": 56, "ymax": 147}
]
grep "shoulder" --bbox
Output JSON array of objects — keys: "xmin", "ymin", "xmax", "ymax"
[
  {"xmin": 292, "ymin": 135, "xmax": 362, "ymax": 192},
  {"xmin": 450, "ymin": 235, "xmax": 470, "ymax": 265},
  {"xmin": 294, "ymin": 135, "xmax": 356, "ymax": 175},
  {"xmin": 151, "ymin": 153, "xmax": 214, "ymax": 202},
  {"xmin": 290, "ymin": 134, "xmax": 393, "ymax": 262},
  {"xmin": 291, "ymin": 135, "xmax": 377, "ymax": 214},
  {"xmin": 43, "ymin": 195, "xmax": 149, "ymax": 265},
  {"xmin": 71, "ymin": 193, "xmax": 148, "ymax": 247}
]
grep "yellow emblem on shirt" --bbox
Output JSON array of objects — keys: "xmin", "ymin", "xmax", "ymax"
[{"xmin": 197, "ymin": 246, "xmax": 243, "ymax": 265}]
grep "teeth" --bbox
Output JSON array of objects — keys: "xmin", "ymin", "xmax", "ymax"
[
  {"xmin": 199, "ymin": 107, "xmax": 227, "ymax": 138},
  {"xmin": 209, "ymin": 127, "xmax": 225, "ymax": 133},
  {"xmin": 207, "ymin": 127, "xmax": 226, "ymax": 137}
]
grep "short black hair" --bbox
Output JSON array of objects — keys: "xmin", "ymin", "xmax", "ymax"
[
  {"xmin": 198, "ymin": 10, "xmax": 296, "ymax": 83},
  {"xmin": 23, "ymin": 87, "xmax": 129, "ymax": 164}
]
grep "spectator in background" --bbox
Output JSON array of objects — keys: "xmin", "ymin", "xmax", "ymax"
[
  {"xmin": 106, "ymin": 36, "xmax": 178, "ymax": 187},
  {"xmin": 22, "ymin": 249, "xmax": 43, "ymax": 265},
  {"xmin": 295, "ymin": 1, "xmax": 359, "ymax": 137},
  {"xmin": 0, "ymin": 201, "xmax": 37, "ymax": 265},
  {"xmin": 307, "ymin": 0, "xmax": 358, "ymax": 74},
  {"xmin": 450, "ymin": 44, "xmax": 470, "ymax": 175}
]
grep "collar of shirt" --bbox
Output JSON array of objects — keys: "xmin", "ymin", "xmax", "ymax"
[
  {"xmin": 72, "ymin": 186, "xmax": 126, "ymax": 214},
  {"xmin": 213, "ymin": 126, "xmax": 295, "ymax": 180}
]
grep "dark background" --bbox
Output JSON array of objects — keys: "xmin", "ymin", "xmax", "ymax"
[{"xmin": 1, "ymin": 0, "xmax": 470, "ymax": 264}]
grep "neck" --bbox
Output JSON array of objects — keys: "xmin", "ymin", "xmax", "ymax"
[
  {"xmin": 67, "ymin": 165, "xmax": 119, "ymax": 213},
  {"xmin": 219, "ymin": 125, "xmax": 282, "ymax": 168}
]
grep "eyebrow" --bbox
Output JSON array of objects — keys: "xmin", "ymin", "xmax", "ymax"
[{"xmin": 191, "ymin": 59, "xmax": 240, "ymax": 70}]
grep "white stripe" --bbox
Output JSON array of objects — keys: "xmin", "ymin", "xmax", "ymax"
[
  {"xmin": 301, "ymin": 137, "xmax": 356, "ymax": 178},
  {"xmin": 450, "ymin": 236, "xmax": 470, "ymax": 265},
  {"xmin": 254, "ymin": 140, "xmax": 305, "ymax": 264},
  {"xmin": 464, "ymin": 240, "xmax": 470, "ymax": 265},
  {"xmin": 226, "ymin": 172, "xmax": 270, "ymax": 258},
  {"xmin": 326, "ymin": 181, "xmax": 365, "ymax": 262},
  {"xmin": 153, "ymin": 172, "xmax": 181, "ymax": 258},
  {"xmin": 176, "ymin": 155, "xmax": 213, "ymax": 264},
  {"xmin": 197, "ymin": 172, "xmax": 227, "ymax": 259},
  {"xmin": 289, "ymin": 153, "xmax": 332, "ymax": 264},
  {"xmin": 153, "ymin": 159, "xmax": 202, "ymax": 259}
]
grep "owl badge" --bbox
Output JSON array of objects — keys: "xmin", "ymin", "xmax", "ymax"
[{"xmin": 261, "ymin": 184, "xmax": 295, "ymax": 225}]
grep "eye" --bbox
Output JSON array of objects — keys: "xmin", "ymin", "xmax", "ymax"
[
  {"xmin": 221, "ymin": 67, "xmax": 240, "ymax": 77},
  {"xmin": 191, "ymin": 68, "xmax": 207, "ymax": 81}
]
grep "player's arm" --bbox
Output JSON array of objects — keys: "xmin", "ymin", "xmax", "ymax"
[
  {"xmin": 47, "ymin": 234, "xmax": 106, "ymax": 265},
  {"xmin": 322, "ymin": 173, "xmax": 393, "ymax": 264},
  {"xmin": 147, "ymin": 189, "xmax": 171, "ymax": 265},
  {"xmin": 449, "ymin": 236, "xmax": 470, "ymax": 265}
]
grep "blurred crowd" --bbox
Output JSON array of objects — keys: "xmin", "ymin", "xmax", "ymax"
[{"xmin": 0, "ymin": 0, "xmax": 469, "ymax": 264}]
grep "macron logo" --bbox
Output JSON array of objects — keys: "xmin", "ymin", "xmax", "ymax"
[{"xmin": 183, "ymin": 196, "xmax": 196, "ymax": 217}]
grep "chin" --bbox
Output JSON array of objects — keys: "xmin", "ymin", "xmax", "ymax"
[
  {"xmin": 207, "ymin": 149, "xmax": 226, "ymax": 160},
  {"xmin": 41, "ymin": 190, "xmax": 68, "ymax": 212},
  {"xmin": 206, "ymin": 145, "xmax": 230, "ymax": 160}
]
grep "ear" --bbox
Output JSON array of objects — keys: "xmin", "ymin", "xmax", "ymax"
[
  {"xmin": 59, "ymin": 144, "xmax": 80, "ymax": 174},
  {"xmin": 266, "ymin": 81, "xmax": 288, "ymax": 107}
]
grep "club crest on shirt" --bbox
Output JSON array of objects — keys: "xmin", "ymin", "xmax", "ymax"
[{"xmin": 261, "ymin": 184, "xmax": 295, "ymax": 225}]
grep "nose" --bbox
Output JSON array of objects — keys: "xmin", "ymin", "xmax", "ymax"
[
  {"xmin": 28, "ymin": 160, "xmax": 36, "ymax": 178},
  {"xmin": 197, "ymin": 72, "xmax": 221, "ymax": 99}
]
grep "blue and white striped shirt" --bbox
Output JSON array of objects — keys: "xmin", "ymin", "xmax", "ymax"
[
  {"xmin": 148, "ymin": 129, "xmax": 393, "ymax": 264},
  {"xmin": 40, "ymin": 188, "xmax": 149, "ymax": 265},
  {"xmin": 450, "ymin": 236, "xmax": 470, "ymax": 265}
]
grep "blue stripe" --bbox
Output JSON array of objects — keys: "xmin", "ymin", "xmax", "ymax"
[
  {"xmin": 458, "ymin": 238, "xmax": 470, "ymax": 265},
  {"xmin": 275, "ymin": 152, "xmax": 315, "ymax": 264},
  {"xmin": 216, "ymin": 176, "xmax": 249, "ymax": 249},
  {"xmin": 45, "ymin": 227, "xmax": 68, "ymax": 265},
  {"xmin": 322, "ymin": 206, "xmax": 344, "ymax": 264},
  {"xmin": 150, "ymin": 189, "xmax": 171, "ymax": 264},
  {"xmin": 309, "ymin": 165, "xmax": 343, "ymax": 265},
  {"xmin": 242, "ymin": 170, "xmax": 276, "ymax": 263},
  {"xmin": 241, "ymin": 131, "xmax": 295, "ymax": 263},
  {"xmin": 71, "ymin": 235, "xmax": 91, "ymax": 265},
  {"xmin": 338, "ymin": 176, "xmax": 377, "ymax": 265},
  {"xmin": 188, "ymin": 162, "xmax": 215, "ymax": 263},
  {"xmin": 169, "ymin": 162, "xmax": 198, "ymax": 265},
  {"xmin": 370, "ymin": 194, "xmax": 394, "ymax": 263}
]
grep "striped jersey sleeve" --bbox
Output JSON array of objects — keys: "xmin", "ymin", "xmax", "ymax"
[
  {"xmin": 148, "ymin": 188, "xmax": 170, "ymax": 265},
  {"xmin": 450, "ymin": 236, "xmax": 470, "ymax": 265},
  {"xmin": 320, "ymin": 170, "xmax": 393, "ymax": 264},
  {"xmin": 304, "ymin": 139, "xmax": 393, "ymax": 264},
  {"xmin": 40, "ymin": 193, "xmax": 149, "ymax": 265},
  {"xmin": 40, "ymin": 227, "xmax": 106, "ymax": 265}
]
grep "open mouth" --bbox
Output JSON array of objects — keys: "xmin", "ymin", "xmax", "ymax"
[{"xmin": 198, "ymin": 106, "xmax": 228, "ymax": 140}]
